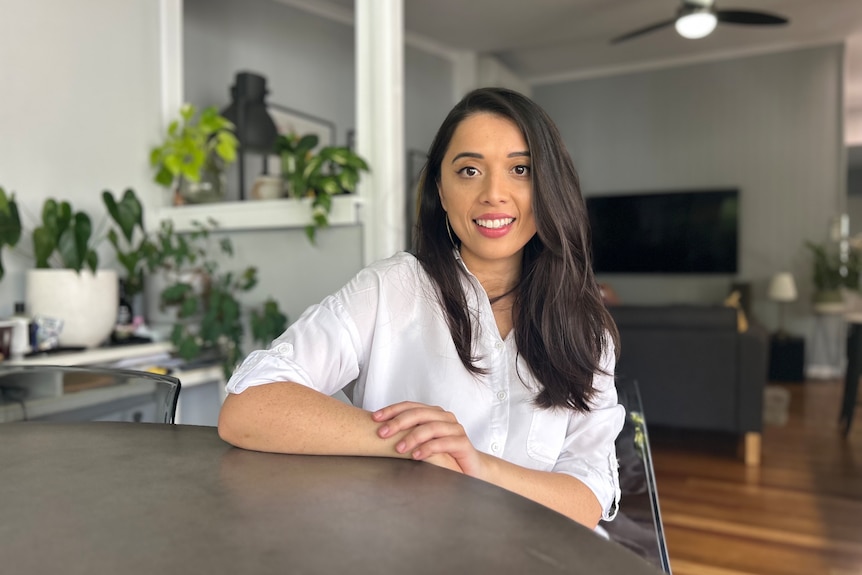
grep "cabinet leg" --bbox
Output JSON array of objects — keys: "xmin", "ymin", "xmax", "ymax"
[{"xmin": 743, "ymin": 432, "xmax": 761, "ymax": 466}]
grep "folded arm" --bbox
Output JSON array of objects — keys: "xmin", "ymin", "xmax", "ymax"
[
  {"xmin": 217, "ymin": 381, "xmax": 459, "ymax": 469},
  {"xmin": 373, "ymin": 401, "xmax": 603, "ymax": 528}
]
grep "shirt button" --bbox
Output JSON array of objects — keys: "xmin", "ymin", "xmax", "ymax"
[
  {"xmin": 497, "ymin": 391, "xmax": 507, "ymax": 401},
  {"xmin": 491, "ymin": 442, "xmax": 501, "ymax": 452},
  {"xmin": 495, "ymin": 341, "xmax": 503, "ymax": 350}
]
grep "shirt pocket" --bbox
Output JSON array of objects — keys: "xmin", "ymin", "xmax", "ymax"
[{"xmin": 526, "ymin": 408, "xmax": 569, "ymax": 468}]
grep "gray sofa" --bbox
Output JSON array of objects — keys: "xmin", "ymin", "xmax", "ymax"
[{"xmin": 608, "ymin": 305, "xmax": 769, "ymax": 465}]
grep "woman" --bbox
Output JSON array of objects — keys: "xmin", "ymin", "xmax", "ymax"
[{"xmin": 218, "ymin": 87, "xmax": 623, "ymax": 528}]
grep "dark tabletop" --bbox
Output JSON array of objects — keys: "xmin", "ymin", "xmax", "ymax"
[{"xmin": 0, "ymin": 422, "xmax": 662, "ymax": 575}]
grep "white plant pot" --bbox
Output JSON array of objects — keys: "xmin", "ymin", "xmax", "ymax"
[{"xmin": 26, "ymin": 269, "xmax": 118, "ymax": 348}]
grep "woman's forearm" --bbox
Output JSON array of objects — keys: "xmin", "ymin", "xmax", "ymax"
[
  {"xmin": 480, "ymin": 454, "xmax": 603, "ymax": 528},
  {"xmin": 218, "ymin": 382, "xmax": 412, "ymax": 457}
]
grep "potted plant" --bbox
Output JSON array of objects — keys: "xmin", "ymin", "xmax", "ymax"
[
  {"xmin": 150, "ymin": 104, "xmax": 239, "ymax": 205},
  {"xmin": 805, "ymin": 240, "xmax": 862, "ymax": 311},
  {"xmin": 276, "ymin": 132, "xmax": 370, "ymax": 242},
  {"xmin": 152, "ymin": 218, "xmax": 288, "ymax": 377},
  {"xmin": 0, "ymin": 187, "xmax": 22, "ymax": 281},
  {"xmin": 26, "ymin": 198, "xmax": 117, "ymax": 348},
  {"xmin": 102, "ymin": 188, "xmax": 288, "ymax": 377},
  {"xmin": 102, "ymin": 188, "xmax": 158, "ymax": 302}
]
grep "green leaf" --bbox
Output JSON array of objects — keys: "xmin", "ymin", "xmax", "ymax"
[
  {"xmin": 161, "ymin": 282, "xmax": 194, "ymax": 305},
  {"xmin": 73, "ymin": 212, "xmax": 92, "ymax": 269},
  {"xmin": 176, "ymin": 333, "xmax": 201, "ymax": 361},
  {"xmin": 179, "ymin": 297, "xmax": 199, "ymax": 318},
  {"xmin": 338, "ymin": 169, "xmax": 359, "ymax": 192},
  {"xmin": 319, "ymin": 176, "xmax": 340, "ymax": 196},
  {"xmin": 155, "ymin": 167, "xmax": 174, "ymax": 187},
  {"xmin": 85, "ymin": 250, "xmax": 98, "ymax": 273},
  {"xmin": 0, "ymin": 188, "xmax": 22, "ymax": 247},
  {"xmin": 57, "ymin": 227, "xmax": 81, "ymax": 271},
  {"xmin": 33, "ymin": 227, "xmax": 55, "ymax": 268},
  {"xmin": 103, "ymin": 188, "xmax": 144, "ymax": 243},
  {"xmin": 296, "ymin": 134, "xmax": 319, "ymax": 154}
]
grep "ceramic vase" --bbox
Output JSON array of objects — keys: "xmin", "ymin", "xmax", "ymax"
[{"xmin": 26, "ymin": 269, "xmax": 118, "ymax": 348}]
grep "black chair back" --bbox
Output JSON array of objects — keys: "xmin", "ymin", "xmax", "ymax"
[
  {"xmin": 0, "ymin": 365, "xmax": 181, "ymax": 424},
  {"xmin": 600, "ymin": 378, "xmax": 671, "ymax": 573}
]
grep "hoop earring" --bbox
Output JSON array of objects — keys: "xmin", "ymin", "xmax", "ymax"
[{"xmin": 445, "ymin": 214, "xmax": 459, "ymax": 250}]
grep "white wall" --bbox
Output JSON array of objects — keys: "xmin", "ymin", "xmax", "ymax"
[
  {"xmin": 0, "ymin": 0, "xmax": 164, "ymax": 318},
  {"xmin": 533, "ymin": 45, "xmax": 845, "ymax": 346}
]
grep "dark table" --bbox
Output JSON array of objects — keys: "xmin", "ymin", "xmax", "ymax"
[{"xmin": 0, "ymin": 422, "xmax": 663, "ymax": 574}]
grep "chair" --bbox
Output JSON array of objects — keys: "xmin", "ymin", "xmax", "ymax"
[
  {"xmin": 0, "ymin": 365, "xmax": 181, "ymax": 424},
  {"xmin": 840, "ymin": 319, "xmax": 862, "ymax": 436},
  {"xmin": 599, "ymin": 378, "xmax": 672, "ymax": 574}
]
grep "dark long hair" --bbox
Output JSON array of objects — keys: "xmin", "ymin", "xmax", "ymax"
[{"xmin": 414, "ymin": 87, "xmax": 619, "ymax": 411}]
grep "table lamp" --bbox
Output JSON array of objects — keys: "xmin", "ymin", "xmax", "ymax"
[
  {"xmin": 768, "ymin": 272, "xmax": 798, "ymax": 338},
  {"xmin": 221, "ymin": 71, "xmax": 278, "ymax": 200}
]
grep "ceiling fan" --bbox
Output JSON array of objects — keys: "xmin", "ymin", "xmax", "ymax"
[{"xmin": 611, "ymin": 0, "xmax": 789, "ymax": 44}]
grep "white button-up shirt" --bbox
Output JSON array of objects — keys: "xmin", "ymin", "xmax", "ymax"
[{"xmin": 227, "ymin": 252, "xmax": 624, "ymax": 520}]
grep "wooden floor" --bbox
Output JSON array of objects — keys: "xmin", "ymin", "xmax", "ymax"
[{"xmin": 649, "ymin": 379, "xmax": 862, "ymax": 575}]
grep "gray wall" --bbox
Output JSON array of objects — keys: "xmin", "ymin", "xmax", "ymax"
[
  {"xmin": 533, "ymin": 45, "xmax": 844, "ymax": 343},
  {"xmin": 0, "ymin": 0, "xmax": 164, "ymax": 318}
]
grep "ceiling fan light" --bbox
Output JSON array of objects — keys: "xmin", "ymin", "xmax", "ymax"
[{"xmin": 675, "ymin": 12, "xmax": 717, "ymax": 39}]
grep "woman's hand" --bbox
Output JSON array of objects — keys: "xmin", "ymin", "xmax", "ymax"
[{"xmin": 373, "ymin": 402, "xmax": 485, "ymax": 477}]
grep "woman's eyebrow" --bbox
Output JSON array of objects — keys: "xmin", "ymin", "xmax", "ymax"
[
  {"xmin": 451, "ymin": 152, "xmax": 482, "ymax": 163},
  {"xmin": 451, "ymin": 151, "xmax": 530, "ymax": 163}
]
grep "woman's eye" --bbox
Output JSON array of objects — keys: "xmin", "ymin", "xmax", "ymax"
[
  {"xmin": 458, "ymin": 166, "xmax": 479, "ymax": 177},
  {"xmin": 513, "ymin": 165, "xmax": 531, "ymax": 176}
]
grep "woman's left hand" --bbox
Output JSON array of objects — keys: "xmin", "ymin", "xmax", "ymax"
[{"xmin": 373, "ymin": 402, "xmax": 487, "ymax": 478}]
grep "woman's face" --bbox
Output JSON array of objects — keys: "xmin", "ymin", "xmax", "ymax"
[{"xmin": 438, "ymin": 113, "xmax": 537, "ymax": 277}]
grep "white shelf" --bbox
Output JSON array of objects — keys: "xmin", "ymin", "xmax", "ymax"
[
  {"xmin": 153, "ymin": 195, "xmax": 362, "ymax": 233},
  {"xmin": 6, "ymin": 342, "xmax": 173, "ymax": 367}
]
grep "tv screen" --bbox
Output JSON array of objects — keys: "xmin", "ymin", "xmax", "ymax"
[{"xmin": 586, "ymin": 189, "xmax": 739, "ymax": 274}]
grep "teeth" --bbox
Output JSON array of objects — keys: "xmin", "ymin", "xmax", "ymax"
[{"xmin": 475, "ymin": 218, "xmax": 514, "ymax": 229}]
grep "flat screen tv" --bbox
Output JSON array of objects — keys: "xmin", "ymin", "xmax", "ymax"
[{"xmin": 586, "ymin": 189, "xmax": 739, "ymax": 274}]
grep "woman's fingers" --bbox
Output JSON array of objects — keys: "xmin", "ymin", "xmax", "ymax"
[
  {"xmin": 372, "ymin": 401, "xmax": 485, "ymax": 477},
  {"xmin": 393, "ymin": 420, "xmax": 464, "ymax": 454},
  {"xmin": 374, "ymin": 403, "xmax": 455, "ymax": 439},
  {"xmin": 372, "ymin": 401, "xmax": 426, "ymax": 422}
]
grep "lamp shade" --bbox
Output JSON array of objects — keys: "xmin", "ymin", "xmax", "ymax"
[
  {"xmin": 221, "ymin": 72, "xmax": 278, "ymax": 152},
  {"xmin": 768, "ymin": 273, "xmax": 798, "ymax": 303}
]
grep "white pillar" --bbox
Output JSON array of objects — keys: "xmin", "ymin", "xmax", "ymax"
[
  {"xmin": 159, "ymin": 0, "xmax": 183, "ymax": 129},
  {"xmin": 356, "ymin": 0, "xmax": 405, "ymax": 265}
]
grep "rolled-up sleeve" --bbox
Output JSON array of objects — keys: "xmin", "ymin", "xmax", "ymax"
[
  {"xmin": 226, "ymin": 293, "xmax": 362, "ymax": 396},
  {"xmin": 552, "ymin": 344, "xmax": 624, "ymax": 521}
]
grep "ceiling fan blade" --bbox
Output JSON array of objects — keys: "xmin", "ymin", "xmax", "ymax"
[
  {"xmin": 611, "ymin": 19, "xmax": 676, "ymax": 44},
  {"xmin": 716, "ymin": 10, "xmax": 788, "ymax": 25}
]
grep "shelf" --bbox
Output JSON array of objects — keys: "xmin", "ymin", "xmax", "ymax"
[
  {"xmin": 7, "ymin": 342, "xmax": 173, "ymax": 367},
  {"xmin": 153, "ymin": 195, "xmax": 362, "ymax": 233}
]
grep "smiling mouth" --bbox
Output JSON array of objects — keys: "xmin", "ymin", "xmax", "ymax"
[{"xmin": 475, "ymin": 217, "xmax": 515, "ymax": 229}]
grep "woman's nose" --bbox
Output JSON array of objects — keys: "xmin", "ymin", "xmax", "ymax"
[{"xmin": 479, "ymin": 171, "xmax": 509, "ymax": 204}]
